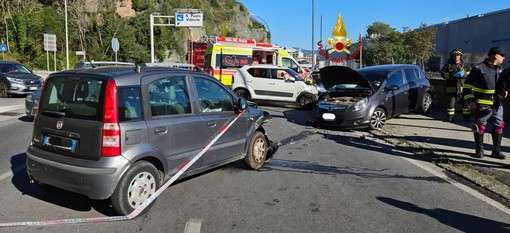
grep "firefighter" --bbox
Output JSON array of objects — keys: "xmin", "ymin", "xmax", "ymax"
[
  {"xmin": 440, "ymin": 49, "xmax": 471, "ymax": 122},
  {"xmin": 463, "ymin": 47, "xmax": 506, "ymax": 159}
]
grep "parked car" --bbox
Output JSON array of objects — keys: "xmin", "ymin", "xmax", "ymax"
[
  {"xmin": 313, "ymin": 65, "xmax": 433, "ymax": 130},
  {"xmin": 0, "ymin": 61, "xmax": 44, "ymax": 98},
  {"xmin": 25, "ymin": 87, "xmax": 41, "ymax": 119},
  {"xmin": 231, "ymin": 64, "xmax": 318, "ymax": 109},
  {"xmin": 26, "ymin": 63, "xmax": 278, "ymax": 215}
]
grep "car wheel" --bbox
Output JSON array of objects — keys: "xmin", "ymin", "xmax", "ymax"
[
  {"xmin": 419, "ymin": 92, "xmax": 433, "ymax": 114},
  {"xmin": 244, "ymin": 131, "xmax": 267, "ymax": 170},
  {"xmin": 0, "ymin": 81, "xmax": 8, "ymax": 98},
  {"xmin": 298, "ymin": 94, "xmax": 317, "ymax": 109},
  {"xmin": 369, "ymin": 107, "xmax": 387, "ymax": 130},
  {"xmin": 235, "ymin": 89, "xmax": 251, "ymax": 100},
  {"xmin": 111, "ymin": 161, "xmax": 161, "ymax": 216}
]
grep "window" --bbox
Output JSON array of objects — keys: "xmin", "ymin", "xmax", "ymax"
[
  {"xmin": 40, "ymin": 77, "xmax": 104, "ymax": 120},
  {"xmin": 282, "ymin": 57, "xmax": 301, "ymax": 73},
  {"xmin": 270, "ymin": 69, "xmax": 293, "ymax": 79},
  {"xmin": 248, "ymin": 68, "xmax": 269, "ymax": 78},
  {"xmin": 386, "ymin": 70, "xmax": 405, "ymax": 87},
  {"xmin": 194, "ymin": 77, "xmax": 234, "ymax": 113},
  {"xmin": 149, "ymin": 76, "xmax": 191, "ymax": 116},
  {"xmin": 404, "ymin": 68, "xmax": 419, "ymax": 83},
  {"xmin": 215, "ymin": 54, "xmax": 252, "ymax": 69},
  {"xmin": 119, "ymin": 86, "xmax": 143, "ymax": 121}
]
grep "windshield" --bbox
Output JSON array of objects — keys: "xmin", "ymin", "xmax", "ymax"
[
  {"xmin": 357, "ymin": 70, "xmax": 387, "ymax": 89},
  {"xmin": 0, "ymin": 63, "xmax": 31, "ymax": 74},
  {"xmin": 40, "ymin": 76, "xmax": 106, "ymax": 121}
]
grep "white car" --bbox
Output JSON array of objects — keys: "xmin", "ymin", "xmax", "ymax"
[{"xmin": 231, "ymin": 64, "xmax": 318, "ymax": 108}]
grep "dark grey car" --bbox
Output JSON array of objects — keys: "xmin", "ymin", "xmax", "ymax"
[
  {"xmin": 26, "ymin": 63, "xmax": 277, "ymax": 215},
  {"xmin": 0, "ymin": 61, "xmax": 43, "ymax": 97},
  {"xmin": 313, "ymin": 64, "xmax": 433, "ymax": 130}
]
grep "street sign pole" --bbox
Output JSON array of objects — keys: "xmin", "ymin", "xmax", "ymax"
[{"xmin": 111, "ymin": 38, "xmax": 119, "ymax": 62}]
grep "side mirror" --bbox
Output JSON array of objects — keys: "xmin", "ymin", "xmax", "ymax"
[
  {"xmin": 236, "ymin": 98, "xmax": 248, "ymax": 112},
  {"xmin": 384, "ymin": 85, "xmax": 400, "ymax": 92}
]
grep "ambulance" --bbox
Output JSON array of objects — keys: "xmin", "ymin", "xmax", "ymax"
[{"xmin": 188, "ymin": 36, "xmax": 308, "ymax": 86}]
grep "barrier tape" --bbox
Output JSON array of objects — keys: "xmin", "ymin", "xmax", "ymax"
[{"xmin": 0, "ymin": 112, "xmax": 244, "ymax": 228}]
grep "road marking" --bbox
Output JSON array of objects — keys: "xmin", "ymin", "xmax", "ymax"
[
  {"xmin": 184, "ymin": 219, "xmax": 202, "ymax": 233},
  {"xmin": 403, "ymin": 156, "xmax": 510, "ymax": 216},
  {"xmin": 0, "ymin": 165, "xmax": 25, "ymax": 181}
]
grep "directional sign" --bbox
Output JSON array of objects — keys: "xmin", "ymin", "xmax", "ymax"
[
  {"xmin": 44, "ymin": 33, "xmax": 57, "ymax": 52},
  {"xmin": 111, "ymin": 38, "xmax": 119, "ymax": 52},
  {"xmin": 175, "ymin": 13, "xmax": 203, "ymax": 27},
  {"xmin": 0, "ymin": 44, "xmax": 7, "ymax": 52}
]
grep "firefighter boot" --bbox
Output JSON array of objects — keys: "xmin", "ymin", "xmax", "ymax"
[
  {"xmin": 491, "ymin": 132, "xmax": 506, "ymax": 159},
  {"xmin": 474, "ymin": 133, "xmax": 484, "ymax": 158}
]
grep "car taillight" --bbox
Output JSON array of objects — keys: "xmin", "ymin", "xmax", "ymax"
[{"xmin": 101, "ymin": 79, "xmax": 121, "ymax": 156}]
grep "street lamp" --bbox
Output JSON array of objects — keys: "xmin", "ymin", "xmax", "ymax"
[
  {"xmin": 65, "ymin": 0, "xmax": 69, "ymax": 69},
  {"xmin": 250, "ymin": 14, "xmax": 271, "ymax": 42}
]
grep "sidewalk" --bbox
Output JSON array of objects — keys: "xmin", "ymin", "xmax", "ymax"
[{"xmin": 370, "ymin": 107, "xmax": 510, "ymax": 202}]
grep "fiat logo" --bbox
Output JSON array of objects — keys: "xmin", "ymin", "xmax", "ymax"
[{"xmin": 56, "ymin": 121, "xmax": 63, "ymax": 129}]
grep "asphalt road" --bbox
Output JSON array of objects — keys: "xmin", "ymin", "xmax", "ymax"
[{"xmin": 0, "ymin": 101, "xmax": 510, "ymax": 232}]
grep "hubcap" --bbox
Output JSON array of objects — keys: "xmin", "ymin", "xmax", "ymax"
[
  {"xmin": 252, "ymin": 138, "xmax": 266, "ymax": 163},
  {"xmin": 127, "ymin": 172, "xmax": 156, "ymax": 208},
  {"xmin": 370, "ymin": 110, "xmax": 386, "ymax": 129},
  {"xmin": 423, "ymin": 95, "xmax": 432, "ymax": 112}
]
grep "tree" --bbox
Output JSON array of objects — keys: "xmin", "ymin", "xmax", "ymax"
[
  {"xmin": 402, "ymin": 24, "xmax": 436, "ymax": 69},
  {"xmin": 364, "ymin": 22, "xmax": 404, "ymax": 65}
]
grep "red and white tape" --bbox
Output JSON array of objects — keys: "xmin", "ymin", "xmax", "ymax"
[{"xmin": 0, "ymin": 112, "xmax": 244, "ymax": 228}]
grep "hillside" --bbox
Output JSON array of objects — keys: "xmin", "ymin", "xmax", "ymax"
[{"xmin": 0, "ymin": 0, "xmax": 269, "ymax": 69}]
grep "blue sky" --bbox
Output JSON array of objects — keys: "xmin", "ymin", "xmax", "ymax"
[{"xmin": 237, "ymin": 0, "xmax": 510, "ymax": 50}]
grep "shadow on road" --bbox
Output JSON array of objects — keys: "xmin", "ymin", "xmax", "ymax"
[
  {"xmin": 10, "ymin": 153, "xmax": 117, "ymax": 216},
  {"xmin": 377, "ymin": 196, "xmax": 510, "ymax": 233}
]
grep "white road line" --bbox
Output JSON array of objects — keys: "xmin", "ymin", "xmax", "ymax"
[
  {"xmin": 0, "ymin": 165, "xmax": 25, "ymax": 181},
  {"xmin": 403, "ymin": 156, "xmax": 510, "ymax": 216},
  {"xmin": 184, "ymin": 218, "xmax": 202, "ymax": 233}
]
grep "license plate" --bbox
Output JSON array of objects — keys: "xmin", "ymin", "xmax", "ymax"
[
  {"xmin": 29, "ymin": 87, "xmax": 37, "ymax": 90},
  {"xmin": 322, "ymin": 113, "xmax": 336, "ymax": 121},
  {"xmin": 43, "ymin": 135, "xmax": 77, "ymax": 152}
]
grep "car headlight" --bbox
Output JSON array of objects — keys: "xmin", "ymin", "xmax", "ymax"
[
  {"xmin": 6, "ymin": 76, "xmax": 24, "ymax": 84},
  {"xmin": 26, "ymin": 94, "xmax": 33, "ymax": 102},
  {"xmin": 347, "ymin": 98, "xmax": 367, "ymax": 112}
]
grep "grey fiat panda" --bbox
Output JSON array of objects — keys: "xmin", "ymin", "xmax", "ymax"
[{"xmin": 26, "ymin": 63, "xmax": 277, "ymax": 215}]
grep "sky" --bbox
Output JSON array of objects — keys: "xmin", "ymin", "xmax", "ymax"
[{"xmin": 237, "ymin": 0, "xmax": 510, "ymax": 50}]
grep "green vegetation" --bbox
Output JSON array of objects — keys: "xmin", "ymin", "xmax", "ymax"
[
  {"xmin": 363, "ymin": 22, "xmax": 436, "ymax": 69},
  {"xmin": 0, "ymin": 1, "xmax": 435, "ymax": 71}
]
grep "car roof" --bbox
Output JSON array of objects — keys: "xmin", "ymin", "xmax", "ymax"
[
  {"xmin": 240, "ymin": 64, "xmax": 286, "ymax": 70},
  {"xmin": 357, "ymin": 64, "xmax": 420, "ymax": 73},
  {"xmin": 0, "ymin": 61, "xmax": 22, "ymax": 65},
  {"xmin": 49, "ymin": 63, "xmax": 211, "ymax": 86}
]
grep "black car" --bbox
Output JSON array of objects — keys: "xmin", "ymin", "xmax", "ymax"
[
  {"xmin": 313, "ymin": 64, "xmax": 433, "ymax": 130},
  {"xmin": 0, "ymin": 61, "xmax": 43, "ymax": 97}
]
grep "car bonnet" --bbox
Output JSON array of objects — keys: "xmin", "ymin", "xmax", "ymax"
[{"xmin": 319, "ymin": 66, "xmax": 373, "ymax": 91}]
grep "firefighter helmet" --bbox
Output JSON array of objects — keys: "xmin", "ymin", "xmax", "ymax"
[{"xmin": 450, "ymin": 49, "xmax": 462, "ymax": 57}]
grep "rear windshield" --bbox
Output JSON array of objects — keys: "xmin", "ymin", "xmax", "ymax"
[{"xmin": 39, "ymin": 76, "xmax": 106, "ymax": 121}]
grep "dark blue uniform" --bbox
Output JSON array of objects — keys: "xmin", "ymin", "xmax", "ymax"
[{"xmin": 463, "ymin": 58, "xmax": 504, "ymax": 158}]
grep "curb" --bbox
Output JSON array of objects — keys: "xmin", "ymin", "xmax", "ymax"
[
  {"xmin": 369, "ymin": 128, "xmax": 510, "ymax": 203},
  {"xmin": 0, "ymin": 105, "xmax": 24, "ymax": 113}
]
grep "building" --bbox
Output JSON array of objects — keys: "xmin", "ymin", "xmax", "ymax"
[{"xmin": 428, "ymin": 8, "xmax": 510, "ymax": 71}]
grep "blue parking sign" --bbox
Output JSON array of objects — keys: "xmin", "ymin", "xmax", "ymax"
[{"xmin": 0, "ymin": 44, "xmax": 7, "ymax": 52}]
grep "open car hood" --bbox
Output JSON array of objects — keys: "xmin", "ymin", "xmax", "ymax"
[{"xmin": 319, "ymin": 66, "xmax": 373, "ymax": 91}]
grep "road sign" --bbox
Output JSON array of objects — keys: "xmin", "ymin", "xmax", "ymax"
[
  {"xmin": 111, "ymin": 38, "xmax": 119, "ymax": 52},
  {"xmin": 175, "ymin": 13, "xmax": 203, "ymax": 27},
  {"xmin": 0, "ymin": 44, "xmax": 7, "ymax": 52},
  {"xmin": 44, "ymin": 33, "xmax": 57, "ymax": 52}
]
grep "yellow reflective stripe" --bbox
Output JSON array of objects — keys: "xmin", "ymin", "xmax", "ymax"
[
  {"xmin": 447, "ymin": 109, "xmax": 455, "ymax": 114},
  {"xmin": 464, "ymin": 94, "xmax": 474, "ymax": 99},
  {"xmin": 463, "ymin": 84, "xmax": 473, "ymax": 89},
  {"xmin": 472, "ymin": 87, "xmax": 494, "ymax": 94},
  {"xmin": 463, "ymin": 108, "xmax": 471, "ymax": 114},
  {"xmin": 476, "ymin": 99, "xmax": 494, "ymax": 105}
]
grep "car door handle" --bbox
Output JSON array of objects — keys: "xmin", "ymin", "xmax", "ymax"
[
  {"xmin": 154, "ymin": 126, "xmax": 168, "ymax": 134},
  {"xmin": 247, "ymin": 80, "xmax": 252, "ymax": 83},
  {"xmin": 207, "ymin": 120, "xmax": 216, "ymax": 127},
  {"xmin": 269, "ymin": 82, "xmax": 275, "ymax": 85}
]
